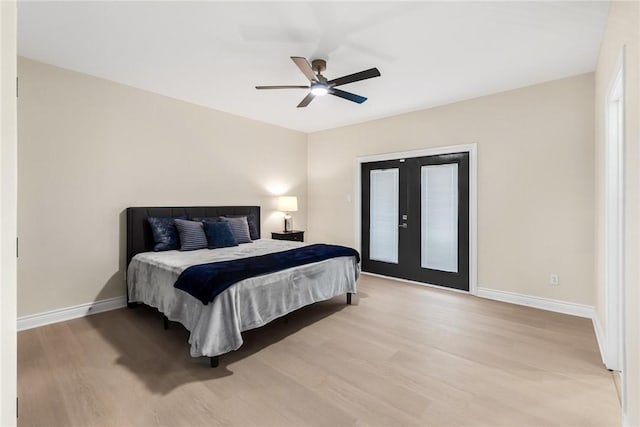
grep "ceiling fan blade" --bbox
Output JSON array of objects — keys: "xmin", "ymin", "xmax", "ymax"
[
  {"xmin": 291, "ymin": 57, "xmax": 317, "ymax": 82},
  {"xmin": 255, "ymin": 85, "xmax": 309, "ymax": 90},
  {"xmin": 297, "ymin": 92, "xmax": 315, "ymax": 108},
  {"xmin": 329, "ymin": 88, "xmax": 367, "ymax": 104},
  {"xmin": 327, "ymin": 68, "xmax": 381, "ymax": 87}
]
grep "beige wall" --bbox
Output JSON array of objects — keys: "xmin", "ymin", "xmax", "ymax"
[
  {"xmin": 593, "ymin": 2, "xmax": 640, "ymax": 425},
  {"xmin": 1, "ymin": 2, "xmax": 18, "ymax": 424},
  {"xmin": 17, "ymin": 57, "xmax": 307, "ymax": 317},
  {"xmin": 308, "ymin": 74, "xmax": 595, "ymax": 305}
]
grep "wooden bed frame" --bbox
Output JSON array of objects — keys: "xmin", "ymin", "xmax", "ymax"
[{"xmin": 125, "ymin": 205, "xmax": 352, "ymax": 367}]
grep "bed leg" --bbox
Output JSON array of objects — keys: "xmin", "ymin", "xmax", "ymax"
[
  {"xmin": 127, "ymin": 302, "xmax": 138, "ymax": 309},
  {"xmin": 210, "ymin": 356, "xmax": 219, "ymax": 368},
  {"xmin": 347, "ymin": 293, "xmax": 352, "ymax": 305},
  {"xmin": 162, "ymin": 315, "xmax": 169, "ymax": 330}
]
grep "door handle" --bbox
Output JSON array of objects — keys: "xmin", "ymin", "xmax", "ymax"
[{"xmin": 399, "ymin": 223, "xmax": 408, "ymax": 228}]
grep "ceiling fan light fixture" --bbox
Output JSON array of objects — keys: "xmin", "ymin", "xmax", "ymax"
[{"xmin": 310, "ymin": 82, "xmax": 329, "ymax": 96}]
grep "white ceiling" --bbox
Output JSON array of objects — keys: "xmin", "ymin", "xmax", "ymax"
[{"xmin": 18, "ymin": 1, "xmax": 609, "ymax": 133}]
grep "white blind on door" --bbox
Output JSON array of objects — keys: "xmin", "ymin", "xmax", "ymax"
[
  {"xmin": 421, "ymin": 164, "xmax": 458, "ymax": 272},
  {"xmin": 370, "ymin": 168, "xmax": 399, "ymax": 264}
]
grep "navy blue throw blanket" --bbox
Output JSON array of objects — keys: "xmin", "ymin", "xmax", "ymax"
[{"xmin": 174, "ymin": 244, "xmax": 360, "ymax": 305}]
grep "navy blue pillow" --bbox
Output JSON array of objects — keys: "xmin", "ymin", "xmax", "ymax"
[
  {"xmin": 148, "ymin": 215, "xmax": 187, "ymax": 251},
  {"xmin": 203, "ymin": 221, "xmax": 238, "ymax": 249}
]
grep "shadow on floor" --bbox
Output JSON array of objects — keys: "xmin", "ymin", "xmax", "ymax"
[{"xmin": 86, "ymin": 292, "xmax": 356, "ymax": 394}]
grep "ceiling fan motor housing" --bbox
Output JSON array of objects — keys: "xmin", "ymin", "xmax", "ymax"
[{"xmin": 311, "ymin": 59, "xmax": 327, "ymax": 76}]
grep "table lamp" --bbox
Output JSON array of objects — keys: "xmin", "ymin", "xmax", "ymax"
[{"xmin": 277, "ymin": 196, "xmax": 298, "ymax": 232}]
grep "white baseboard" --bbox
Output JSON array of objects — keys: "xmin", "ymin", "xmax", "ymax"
[
  {"xmin": 17, "ymin": 296, "xmax": 126, "ymax": 331},
  {"xmin": 477, "ymin": 287, "xmax": 595, "ymax": 319},
  {"xmin": 592, "ymin": 314, "xmax": 607, "ymax": 365}
]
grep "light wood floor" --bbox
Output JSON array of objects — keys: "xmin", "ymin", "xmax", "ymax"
[{"xmin": 18, "ymin": 275, "xmax": 621, "ymax": 426}]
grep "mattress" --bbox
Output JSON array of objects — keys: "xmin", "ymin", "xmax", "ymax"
[{"xmin": 127, "ymin": 239, "xmax": 359, "ymax": 357}]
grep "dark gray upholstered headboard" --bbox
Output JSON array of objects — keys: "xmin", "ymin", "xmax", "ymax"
[{"xmin": 126, "ymin": 206, "xmax": 261, "ymax": 266}]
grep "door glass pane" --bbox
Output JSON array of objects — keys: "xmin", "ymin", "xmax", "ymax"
[
  {"xmin": 421, "ymin": 164, "xmax": 458, "ymax": 272},
  {"xmin": 370, "ymin": 168, "xmax": 399, "ymax": 263}
]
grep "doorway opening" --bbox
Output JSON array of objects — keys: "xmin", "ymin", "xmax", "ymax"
[{"xmin": 604, "ymin": 49, "xmax": 625, "ymax": 378}]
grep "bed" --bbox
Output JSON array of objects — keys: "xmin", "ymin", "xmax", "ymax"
[{"xmin": 126, "ymin": 206, "xmax": 359, "ymax": 367}]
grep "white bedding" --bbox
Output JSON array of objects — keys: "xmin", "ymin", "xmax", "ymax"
[{"xmin": 127, "ymin": 239, "xmax": 359, "ymax": 357}]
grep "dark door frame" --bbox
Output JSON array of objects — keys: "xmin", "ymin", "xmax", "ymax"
[{"xmin": 355, "ymin": 144, "xmax": 478, "ymax": 294}]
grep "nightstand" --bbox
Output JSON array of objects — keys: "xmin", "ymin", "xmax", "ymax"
[{"xmin": 271, "ymin": 230, "xmax": 304, "ymax": 242}]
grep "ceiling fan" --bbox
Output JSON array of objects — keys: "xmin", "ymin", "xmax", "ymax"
[{"xmin": 255, "ymin": 57, "xmax": 381, "ymax": 108}]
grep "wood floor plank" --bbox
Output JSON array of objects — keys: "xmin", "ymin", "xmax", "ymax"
[
  {"xmin": 17, "ymin": 329, "xmax": 73, "ymax": 427},
  {"xmin": 18, "ymin": 275, "xmax": 621, "ymax": 426}
]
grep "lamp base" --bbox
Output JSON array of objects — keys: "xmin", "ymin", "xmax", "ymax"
[{"xmin": 284, "ymin": 214, "xmax": 293, "ymax": 232}]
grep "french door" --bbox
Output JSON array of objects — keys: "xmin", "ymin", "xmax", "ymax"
[{"xmin": 361, "ymin": 153, "xmax": 470, "ymax": 291}]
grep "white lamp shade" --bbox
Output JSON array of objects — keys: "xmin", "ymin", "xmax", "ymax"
[{"xmin": 277, "ymin": 196, "xmax": 298, "ymax": 212}]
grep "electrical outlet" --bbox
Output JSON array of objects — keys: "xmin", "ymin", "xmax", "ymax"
[{"xmin": 550, "ymin": 274, "xmax": 560, "ymax": 286}]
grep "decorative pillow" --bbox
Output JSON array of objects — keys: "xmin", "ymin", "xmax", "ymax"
[
  {"xmin": 148, "ymin": 215, "xmax": 187, "ymax": 251},
  {"xmin": 203, "ymin": 221, "xmax": 238, "ymax": 249},
  {"xmin": 220, "ymin": 216, "xmax": 252, "ymax": 244},
  {"xmin": 221, "ymin": 214, "xmax": 259, "ymax": 240},
  {"xmin": 174, "ymin": 219, "xmax": 208, "ymax": 251}
]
